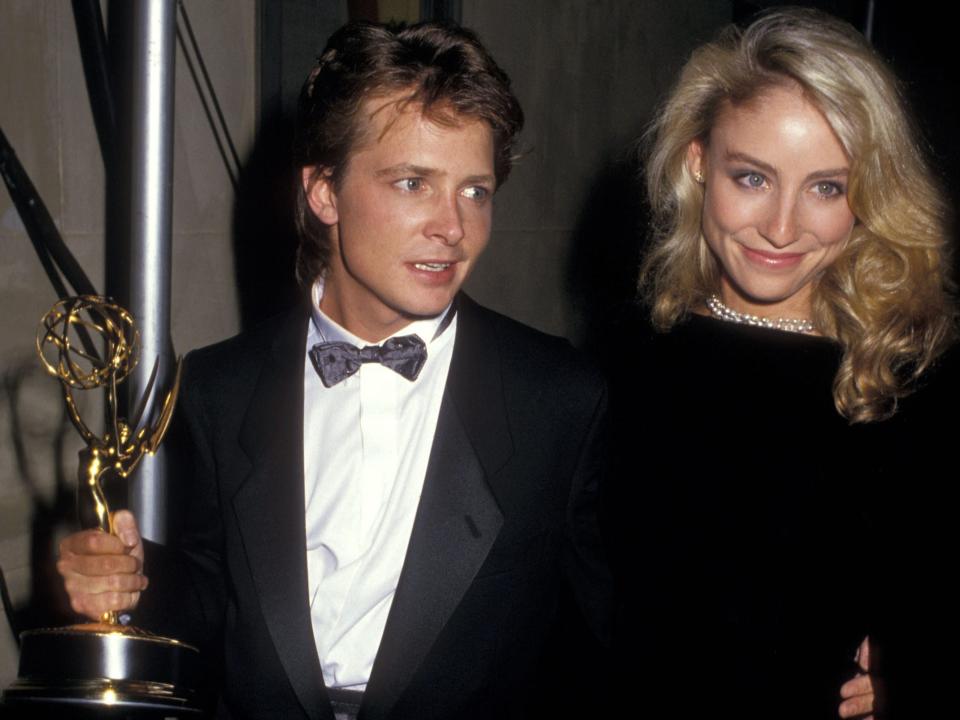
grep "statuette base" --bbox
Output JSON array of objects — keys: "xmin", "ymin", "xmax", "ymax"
[{"xmin": 3, "ymin": 624, "xmax": 202, "ymax": 714}]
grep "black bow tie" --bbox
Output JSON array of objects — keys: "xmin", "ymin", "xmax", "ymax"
[{"xmin": 309, "ymin": 335, "xmax": 427, "ymax": 387}]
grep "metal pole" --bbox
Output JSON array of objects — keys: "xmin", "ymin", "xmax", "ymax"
[
  {"xmin": 864, "ymin": 0, "xmax": 876, "ymax": 42},
  {"xmin": 128, "ymin": 0, "xmax": 176, "ymax": 543}
]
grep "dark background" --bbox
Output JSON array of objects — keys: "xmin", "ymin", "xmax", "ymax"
[{"xmin": 2, "ymin": 0, "xmax": 956, "ymax": 689}]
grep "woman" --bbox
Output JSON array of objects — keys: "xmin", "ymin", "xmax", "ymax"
[{"xmin": 610, "ymin": 7, "xmax": 956, "ymax": 719}]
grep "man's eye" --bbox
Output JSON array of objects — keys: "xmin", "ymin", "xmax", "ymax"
[
  {"xmin": 395, "ymin": 178, "xmax": 424, "ymax": 192},
  {"xmin": 462, "ymin": 186, "xmax": 490, "ymax": 201}
]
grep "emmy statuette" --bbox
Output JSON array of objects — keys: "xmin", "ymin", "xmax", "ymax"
[{"xmin": 2, "ymin": 296, "xmax": 202, "ymax": 717}]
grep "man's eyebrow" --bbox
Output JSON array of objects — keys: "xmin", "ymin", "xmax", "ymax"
[
  {"xmin": 374, "ymin": 165, "xmax": 496, "ymax": 186},
  {"xmin": 375, "ymin": 163, "xmax": 436, "ymax": 178},
  {"xmin": 462, "ymin": 173, "xmax": 496, "ymax": 186}
]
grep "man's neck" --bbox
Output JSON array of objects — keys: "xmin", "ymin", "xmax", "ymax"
[{"xmin": 316, "ymin": 288, "xmax": 414, "ymax": 344}]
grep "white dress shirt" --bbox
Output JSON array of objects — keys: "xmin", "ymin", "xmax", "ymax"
[{"xmin": 303, "ymin": 280, "xmax": 456, "ymax": 690}]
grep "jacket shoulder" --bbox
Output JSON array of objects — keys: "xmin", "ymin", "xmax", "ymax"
[
  {"xmin": 464, "ymin": 299, "xmax": 606, "ymax": 395},
  {"xmin": 180, "ymin": 306, "xmax": 307, "ymax": 400}
]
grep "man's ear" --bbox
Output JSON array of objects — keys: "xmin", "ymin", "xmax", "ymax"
[
  {"xmin": 686, "ymin": 139, "xmax": 706, "ymax": 184},
  {"xmin": 302, "ymin": 167, "xmax": 339, "ymax": 225}
]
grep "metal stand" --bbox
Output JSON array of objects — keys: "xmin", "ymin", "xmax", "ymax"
[{"xmin": 3, "ymin": 624, "xmax": 202, "ymax": 717}]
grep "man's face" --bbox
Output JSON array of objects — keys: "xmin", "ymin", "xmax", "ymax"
[{"xmin": 305, "ymin": 94, "xmax": 496, "ymax": 342}]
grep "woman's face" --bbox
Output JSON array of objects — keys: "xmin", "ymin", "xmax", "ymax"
[{"xmin": 687, "ymin": 83, "xmax": 856, "ymax": 320}]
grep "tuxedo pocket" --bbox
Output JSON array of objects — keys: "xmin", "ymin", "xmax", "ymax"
[{"xmin": 474, "ymin": 529, "xmax": 550, "ymax": 579}]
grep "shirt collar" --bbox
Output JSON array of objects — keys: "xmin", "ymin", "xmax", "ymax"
[{"xmin": 309, "ymin": 276, "xmax": 455, "ymax": 348}]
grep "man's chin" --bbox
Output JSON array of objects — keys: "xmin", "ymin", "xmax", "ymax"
[
  {"xmin": 398, "ymin": 302, "xmax": 456, "ymax": 322},
  {"xmin": 392, "ymin": 287, "xmax": 462, "ymax": 320}
]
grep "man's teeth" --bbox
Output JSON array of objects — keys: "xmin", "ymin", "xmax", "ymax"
[{"xmin": 414, "ymin": 262, "xmax": 451, "ymax": 272}]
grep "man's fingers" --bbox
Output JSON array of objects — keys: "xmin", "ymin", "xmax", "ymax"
[
  {"xmin": 839, "ymin": 672, "xmax": 875, "ymax": 719},
  {"xmin": 840, "ymin": 673, "xmax": 873, "ymax": 699},
  {"xmin": 57, "ymin": 528, "xmax": 143, "ymax": 583},
  {"xmin": 59, "ymin": 529, "xmax": 127, "ymax": 558},
  {"xmin": 838, "ymin": 691, "xmax": 874, "ymax": 719},
  {"xmin": 63, "ymin": 569, "xmax": 148, "ymax": 596},
  {"xmin": 68, "ymin": 590, "xmax": 143, "ymax": 620},
  {"xmin": 59, "ymin": 551, "xmax": 142, "ymax": 578},
  {"xmin": 855, "ymin": 636, "xmax": 871, "ymax": 672}
]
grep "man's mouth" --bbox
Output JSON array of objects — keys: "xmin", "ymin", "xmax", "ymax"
[{"xmin": 413, "ymin": 262, "xmax": 452, "ymax": 272}]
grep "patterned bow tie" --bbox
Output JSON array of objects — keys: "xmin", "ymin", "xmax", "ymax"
[{"xmin": 309, "ymin": 335, "xmax": 428, "ymax": 387}]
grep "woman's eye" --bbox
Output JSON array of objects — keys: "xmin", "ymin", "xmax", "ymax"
[
  {"xmin": 813, "ymin": 181, "xmax": 843, "ymax": 198},
  {"xmin": 739, "ymin": 172, "xmax": 765, "ymax": 188}
]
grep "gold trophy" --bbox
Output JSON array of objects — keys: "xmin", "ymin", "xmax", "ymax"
[{"xmin": 3, "ymin": 296, "xmax": 201, "ymax": 715}]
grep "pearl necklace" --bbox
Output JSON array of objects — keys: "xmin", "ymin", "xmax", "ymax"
[{"xmin": 706, "ymin": 295, "xmax": 816, "ymax": 334}]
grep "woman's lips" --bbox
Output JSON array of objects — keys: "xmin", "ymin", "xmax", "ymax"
[{"xmin": 741, "ymin": 246, "xmax": 805, "ymax": 268}]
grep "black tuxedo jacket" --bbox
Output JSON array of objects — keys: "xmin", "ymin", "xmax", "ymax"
[{"xmin": 141, "ymin": 295, "xmax": 612, "ymax": 719}]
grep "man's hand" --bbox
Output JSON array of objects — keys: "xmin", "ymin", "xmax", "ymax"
[
  {"xmin": 839, "ymin": 635, "xmax": 881, "ymax": 719},
  {"xmin": 56, "ymin": 510, "xmax": 148, "ymax": 621}
]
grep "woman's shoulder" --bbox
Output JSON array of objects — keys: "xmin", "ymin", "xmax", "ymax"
[
  {"xmin": 606, "ymin": 309, "xmax": 841, "ymax": 380},
  {"xmin": 918, "ymin": 338, "xmax": 960, "ymax": 392},
  {"xmin": 603, "ymin": 308, "xmax": 846, "ymax": 445},
  {"xmin": 884, "ymin": 337, "xmax": 959, "ymax": 433}
]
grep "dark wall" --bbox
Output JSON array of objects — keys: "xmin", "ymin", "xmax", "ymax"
[{"xmin": 461, "ymin": 1, "xmax": 732, "ymax": 344}]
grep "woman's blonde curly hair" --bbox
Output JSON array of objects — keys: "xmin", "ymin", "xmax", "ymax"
[{"xmin": 639, "ymin": 6, "xmax": 956, "ymax": 423}]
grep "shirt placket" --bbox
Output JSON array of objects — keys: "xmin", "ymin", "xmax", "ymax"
[{"xmin": 357, "ymin": 363, "xmax": 399, "ymax": 548}]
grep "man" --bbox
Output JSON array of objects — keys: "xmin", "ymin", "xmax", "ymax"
[{"xmin": 57, "ymin": 21, "xmax": 611, "ymax": 719}]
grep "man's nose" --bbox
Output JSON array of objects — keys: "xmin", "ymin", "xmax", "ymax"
[{"xmin": 425, "ymin": 194, "xmax": 465, "ymax": 245}]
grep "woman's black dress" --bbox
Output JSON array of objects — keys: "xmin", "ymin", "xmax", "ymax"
[{"xmin": 606, "ymin": 313, "xmax": 956, "ymax": 719}]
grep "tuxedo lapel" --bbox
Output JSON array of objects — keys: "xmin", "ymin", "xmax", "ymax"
[
  {"xmin": 232, "ymin": 308, "xmax": 332, "ymax": 720},
  {"xmin": 362, "ymin": 297, "xmax": 514, "ymax": 720}
]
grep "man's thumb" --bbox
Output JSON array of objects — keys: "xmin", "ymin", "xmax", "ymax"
[{"xmin": 112, "ymin": 510, "xmax": 141, "ymax": 548}]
